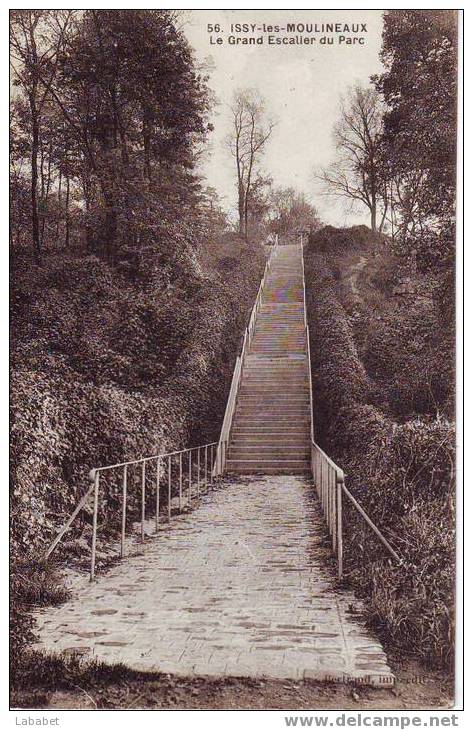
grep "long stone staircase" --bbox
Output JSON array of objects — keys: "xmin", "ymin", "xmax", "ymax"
[
  {"xmin": 226, "ymin": 245, "xmax": 311, "ymax": 474},
  {"xmin": 35, "ymin": 241, "xmax": 395, "ymax": 688}
]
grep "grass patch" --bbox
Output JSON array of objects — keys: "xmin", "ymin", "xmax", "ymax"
[{"xmin": 11, "ymin": 557, "xmax": 70, "ymax": 607}]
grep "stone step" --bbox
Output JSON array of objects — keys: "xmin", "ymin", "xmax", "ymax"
[
  {"xmin": 233, "ymin": 416, "xmax": 309, "ymax": 423},
  {"xmin": 251, "ymin": 343, "xmax": 306, "ymax": 348},
  {"xmin": 244, "ymin": 365, "xmax": 307, "ymax": 370},
  {"xmin": 254, "ymin": 332, "xmax": 305, "ymax": 336},
  {"xmin": 232, "ymin": 431, "xmax": 310, "ymax": 438},
  {"xmin": 225, "ymin": 460, "xmax": 311, "ymax": 474},
  {"xmin": 243, "ymin": 373, "xmax": 307, "ymax": 378},
  {"xmin": 250, "ymin": 347, "xmax": 306, "ymax": 357},
  {"xmin": 251, "ymin": 338, "xmax": 305, "ymax": 342},
  {"xmin": 232, "ymin": 414, "xmax": 309, "ymax": 421},
  {"xmin": 244, "ymin": 359, "xmax": 307, "ymax": 363},
  {"xmin": 226, "ymin": 458, "xmax": 311, "ymax": 467},
  {"xmin": 231, "ymin": 441, "xmax": 310, "ymax": 450},
  {"xmin": 234, "ymin": 423, "xmax": 310, "ymax": 430},
  {"xmin": 244, "ymin": 362, "xmax": 307, "ymax": 366},
  {"xmin": 232, "ymin": 427, "xmax": 310, "ymax": 435},
  {"xmin": 257, "ymin": 311, "xmax": 304, "ymax": 315},
  {"xmin": 255, "ymin": 319, "xmax": 304, "ymax": 323},
  {"xmin": 241, "ymin": 381, "xmax": 308, "ymax": 386},
  {"xmin": 254, "ymin": 327, "xmax": 304, "ymax": 331},
  {"xmin": 234, "ymin": 412, "xmax": 309, "ymax": 418},
  {"xmin": 252, "ymin": 339, "xmax": 305, "ymax": 343},
  {"xmin": 251, "ymin": 335, "xmax": 305, "ymax": 339},
  {"xmin": 235, "ymin": 400, "xmax": 307, "ymax": 409},
  {"xmin": 251, "ymin": 347, "xmax": 306, "ymax": 352},
  {"xmin": 236, "ymin": 399, "xmax": 309, "ymax": 404},
  {"xmin": 229, "ymin": 447, "xmax": 310, "ymax": 457},
  {"xmin": 243, "ymin": 372, "xmax": 307, "ymax": 377},
  {"xmin": 259, "ymin": 305, "xmax": 304, "ymax": 311},
  {"xmin": 238, "ymin": 387, "xmax": 309, "ymax": 392},
  {"xmin": 240, "ymin": 382, "xmax": 308, "ymax": 386},
  {"xmin": 237, "ymin": 396, "xmax": 310, "ymax": 403}
]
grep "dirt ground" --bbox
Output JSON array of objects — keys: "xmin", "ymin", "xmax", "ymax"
[{"xmin": 12, "ymin": 655, "xmax": 454, "ymax": 711}]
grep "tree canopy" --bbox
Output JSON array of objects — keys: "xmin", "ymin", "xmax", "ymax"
[{"xmin": 10, "ymin": 9, "xmax": 212, "ymax": 266}]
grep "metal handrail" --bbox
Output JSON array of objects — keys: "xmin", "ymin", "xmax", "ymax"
[
  {"xmin": 214, "ymin": 238, "xmax": 279, "ymax": 475},
  {"xmin": 45, "ymin": 440, "xmax": 221, "ymax": 581},
  {"xmin": 300, "ymin": 238, "xmax": 314, "ymax": 442},
  {"xmin": 310, "ymin": 439, "xmax": 402, "ymax": 578}
]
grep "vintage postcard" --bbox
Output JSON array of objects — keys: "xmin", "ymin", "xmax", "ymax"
[{"xmin": 9, "ymin": 7, "xmax": 461, "ymax": 716}]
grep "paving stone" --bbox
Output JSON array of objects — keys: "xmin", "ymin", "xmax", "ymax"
[{"xmin": 34, "ymin": 475, "xmax": 394, "ymax": 685}]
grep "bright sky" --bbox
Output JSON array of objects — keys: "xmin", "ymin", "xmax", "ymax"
[{"xmin": 182, "ymin": 9, "xmax": 385, "ymax": 227}]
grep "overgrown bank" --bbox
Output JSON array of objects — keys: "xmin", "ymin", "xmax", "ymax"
[
  {"xmin": 10, "ymin": 234, "xmax": 265, "ymax": 659},
  {"xmin": 305, "ymin": 226, "xmax": 455, "ymax": 669}
]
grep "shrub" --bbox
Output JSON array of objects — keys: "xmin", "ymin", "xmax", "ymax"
[
  {"xmin": 11, "ymin": 240, "xmax": 264, "ymax": 556},
  {"xmin": 304, "ymin": 232, "xmax": 455, "ymax": 668}
]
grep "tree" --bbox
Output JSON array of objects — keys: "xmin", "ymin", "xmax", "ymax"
[
  {"xmin": 10, "ymin": 10, "xmax": 73, "ymax": 261},
  {"xmin": 51, "ymin": 9, "xmax": 211, "ymax": 261},
  {"xmin": 268, "ymin": 187, "xmax": 320, "ymax": 241},
  {"xmin": 374, "ymin": 10, "xmax": 457, "ymax": 267},
  {"xmin": 227, "ymin": 89, "xmax": 274, "ymax": 240},
  {"xmin": 317, "ymin": 85, "xmax": 387, "ymax": 233}
]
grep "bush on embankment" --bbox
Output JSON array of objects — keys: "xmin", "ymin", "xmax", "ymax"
[
  {"xmin": 10, "ymin": 234, "xmax": 264, "ymax": 656},
  {"xmin": 304, "ymin": 227, "xmax": 455, "ymax": 669}
]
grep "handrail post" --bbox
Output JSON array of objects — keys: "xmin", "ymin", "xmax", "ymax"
[
  {"xmin": 90, "ymin": 470, "xmax": 100, "ymax": 582},
  {"xmin": 179, "ymin": 451, "xmax": 183, "ymax": 512},
  {"xmin": 332, "ymin": 468, "xmax": 337, "ymax": 553},
  {"xmin": 204, "ymin": 445, "xmax": 208, "ymax": 492},
  {"xmin": 121, "ymin": 465, "xmax": 127, "ymax": 558},
  {"xmin": 168, "ymin": 455, "xmax": 172, "ymax": 522},
  {"xmin": 156, "ymin": 457, "xmax": 161, "ymax": 533},
  {"xmin": 210, "ymin": 444, "xmax": 214, "ymax": 487},
  {"xmin": 141, "ymin": 461, "xmax": 146, "ymax": 543},
  {"xmin": 188, "ymin": 449, "xmax": 193, "ymax": 503},
  {"xmin": 197, "ymin": 447, "xmax": 201, "ymax": 496},
  {"xmin": 336, "ymin": 470, "xmax": 344, "ymax": 579}
]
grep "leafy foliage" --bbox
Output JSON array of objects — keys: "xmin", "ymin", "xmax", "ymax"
[
  {"xmin": 305, "ymin": 227, "xmax": 455, "ymax": 668},
  {"xmin": 374, "ymin": 9, "xmax": 457, "ymax": 346},
  {"xmin": 11, "ymin": 237, "xmax": 264, "ymax": 556}
]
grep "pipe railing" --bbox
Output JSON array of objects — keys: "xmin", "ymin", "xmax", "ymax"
[
  {"xmin": 214, "ymin": 239, "xmax": 279, "ymax": 475},
  {"xmin": 300, "ymin": 236, "xmax": 314, "ymax": 441},
  {"xmin": 45, "ymin": 440, "xmax": 221, "ymax": 581},
  {"xmin": 310, "ymin": 440, "xmax": 402, "ymax": 578}
]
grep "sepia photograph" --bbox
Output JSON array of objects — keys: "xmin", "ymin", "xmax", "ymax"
[{"xmin": 9, "ymin": 7, "xmax": 460, "ymax": 714}]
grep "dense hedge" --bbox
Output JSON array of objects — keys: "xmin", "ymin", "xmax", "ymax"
[
  {"xmin": 10, "ymin": 238, "xmax": 264, "ymax": 557},
  {"xmin": 305, "ymin": 228, "xmax": 455, "ymax": 668}
]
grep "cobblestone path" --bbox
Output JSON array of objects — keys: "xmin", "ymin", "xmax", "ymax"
[{"xmin": 35, "ymin": 476, "xmax": 394, "ymax": 685}]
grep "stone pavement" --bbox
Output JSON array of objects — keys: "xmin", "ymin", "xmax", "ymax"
[{"xmin": 35, "ymin": 476, "xmax": 394, "ymax": 685}]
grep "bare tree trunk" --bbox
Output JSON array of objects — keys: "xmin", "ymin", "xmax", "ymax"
[
  {"xmin": 238, "ymin": 182, "xmax": 245, "ymax": 237},
  {"xmin": 56, "ymin": 170, "xmax": 62, "ymax": 239},
  {"xmin": 41, "ymin": 138, "xmax": 53, "ymax": 248},
  {"xmin": 64, "ymin": 175, "xmax": 70, "ymax": 248},
  {"xmin": 370, "ymin": 204, "xmax": 377, "ymax": 233},
  {"xmin": 243, "ymin": 194, "xmax": 249, "ymax": 241},
  {"xmin": 30, "ymin": 103, "xmax": 41, "ymax": 262}
]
